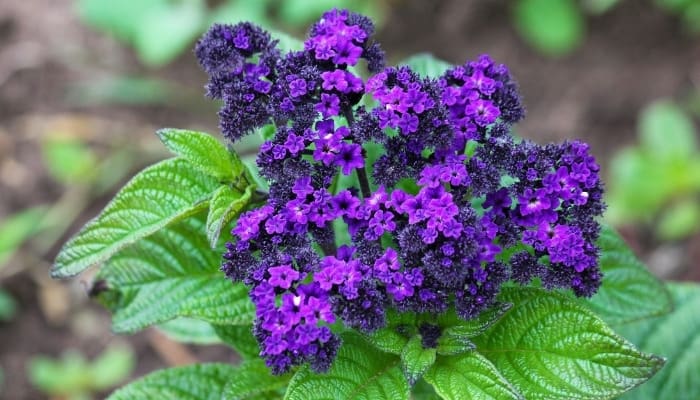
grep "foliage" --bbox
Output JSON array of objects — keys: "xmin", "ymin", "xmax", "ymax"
[
  {"xmin": 616, "ymin": 283, "xmax": 700, "ymax": 400},
  {"xmin": 76, "ymin": 0, "xmax": 385, "ymax": 67},
  {"xmin": 606, "ymin": 99, "xmax": 700, "ymax": 240},
  {"xmin": 50, "ymin": 13, "xmax": 692, "ymax": 400},
  {"xmin": 28, "ymin": 345, "xmax": 135, "ymax": 400},
  {"xmin": 656, "ymin": 0, "xmax": 700, "ymax": 34},
  {"xmin": 513, "ymin": 0, "xmax": 586, "ymax": 56},
  {"xmin": 0, "ymin": 289, "xmax": 16, "ymax": 322}
]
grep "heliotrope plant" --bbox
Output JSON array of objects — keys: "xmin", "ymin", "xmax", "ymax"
[{"xmin": 52, "ymin": 9, "xmax": 674, "ymax": 400}]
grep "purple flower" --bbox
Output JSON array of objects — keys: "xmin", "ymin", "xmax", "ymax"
[
  {"xmin": 211, "ymin": 9, "xmax": 604, "ymax": 375},
  {"xmin": 316, "ymin": 93, "xmax": 340, "ymax": 117},
  {"xmin": 335, "ymin": 143, "xmax": 364, "ymax": 175},
  {"xmin": 321, "ymin": 70, "xmax": 348, "ymax": 92},
  {"xmin": 268, "ymin": 264, "xmax": 301, "ymax": 289},
  {"xmin": 289, "ymin": 78, "xmax": 308, "ymax": 97}
]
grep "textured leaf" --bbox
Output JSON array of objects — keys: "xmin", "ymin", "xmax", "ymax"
[
  {"xmin": 206, "ymin": 185, "xmax": 254, "ymax": 248},
  {"xmin": 107, "ymin": 363, "xmax": 234, "ymax": 400},
  {"xmin": 582, "ymin": 226, "xmax": 672, "ymax": 324},
  {"xmin": 436, "ymin": 334, "xmax": 475, "ymax": 356},
  {"xmin": 157, "ymin": 128, "xmax": 244, "ymax": 182},
  {"xmin": 438, "ymin": 302, "xmax": 512, "ymax": 339},
  {"xmin": 412, "ymin": 378, "xmax": 442, "ymax": 400},
  {"xmin": 618, "ymin": 283, "xmax": 700, "ymax": 400},
  {"xmin": 98, "ymin": 217, "xmax": 254, "ymax": 333},
  {"xmin": 365, "ymin": 310, "xmax": 417, "ymax": 354},
  {"xmin": 424, "ymin": 352, "xmax": 523, "ymax": 400},
  {"xmin": 473, "ymin": 287, "xmax": 664, "ymax": 400},
  {"xmin": 213, "ymin": 324, "xmax": 260, "ymax": 359},
  {"xmin": 157, "ymin": 318, "xmax": 222, "ymax": 345},
  {"xmin": 222, "ymin": 359, "xmax": 289, "ymax": 400},
  {"xmin": 284, "ymin": 332, "xmax": 409, "ymax": 400},
  {"xmin": 52, "ymin": 158, "xmax": 219, "ymax": 278},
  {"xmin": 398, "ymin": 53, "xmax": 452, "ymax": 78},
  {"xmin": 401, "ymin": 335, "xmax": 436, "ymax": 385}
]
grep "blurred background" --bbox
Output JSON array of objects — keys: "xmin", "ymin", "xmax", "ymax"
[{"xmin": 1, "ymin": 0, "xmax": 699, "ymax": 398}]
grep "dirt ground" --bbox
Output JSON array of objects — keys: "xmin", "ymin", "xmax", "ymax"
[{"xmin": 1, "ymin": 0, "xmax": 699, "ymax": 398}]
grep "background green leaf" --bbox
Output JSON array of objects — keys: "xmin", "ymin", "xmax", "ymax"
[
  {"xmin": 284, "ymin": 332, "xmax": 409, "ymax": 400},
  {"xmin": 513, "ymin": 0, "xmax": 585, "ymax": 56},
  {"xmin": 0, "ymin": 206, "xmax": 47, "ymax": 267},
  {"xmin": 0, "ymin": 290, "xmax": 17, "ymax": 322},
  {"xmin": 398, "ymin": 53, "xmax": 453, "ymax": 78},
  {"xmin": 52, "ymin": 158, "xmax": 219, "ymax": 278},
  {"xmin": 29, "ymin": 345, "xmax": 134, "ymax": 397},
  {"xmin": 107, "ymin": 363, "xmax": 234, "ymax": 400},
  {"xmin": 97, "ymin": 216, "xmax": 254, "ymax": 333},
  {"xmin": 639, "ymin": 99, "xmax": 697, "ymax": 161},
  {"xmin": 617, "ymin": 283, "xmax": 700, "ymax": 400},
  {"xmin": 424, "ymin": 352, "xmax": 522, "ymax": 400},
  {"xmin": 656, "ymin": 199, "xmax": 700, "ymax": 240},
  {"xmin": 581, "ymin": 226, "xmax": 672, "ymax": 324},
  {"xmin": 133, "ymin": 0, "xmax": 206, "ymax": 66},
  {"xmin": 473, "ymin": 288, "xmax": 664, "ymax": 400}
]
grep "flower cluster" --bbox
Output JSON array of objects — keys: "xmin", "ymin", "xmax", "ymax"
[{"xmin": 196, "ymin": 9, "xmax": 605, "ymax": 374}]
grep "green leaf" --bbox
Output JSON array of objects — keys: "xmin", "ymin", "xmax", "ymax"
[
  {"xmin": 77, "ymin": 0, "xmax": 168, "ymax": 42},
  {"xmin": 639, "ymin": 99, "xmax": 697, "ymax": 161},
  {"xmin": 222, "ymin": 359, "xmax": 289, "ymax": 400},
  {"xmin": 213, "ymin": 324, "xmax": 260, "ymax": 359},
  {"xmin": 582, "ymin": 0, "xmax": 620, "ymax": 14},
  {"xmin": 424, "ymin": 352, "xmax": 523, "ymax": 400},
  {"xmin": 606, "ymin": 148, "xmax": 671, "ymax": 223},
  {"xmin": 582, "ymin": 226, "xmax": 672, "ymax": 324},
  {"xmin": 513, "ymin": 0, "xmax": 585, "ymax": 56},
  {"xmin": 41, "ymin": 137, "xmax": 98, "ymax": 184},
  {"xmin": 28, "ymin": 345, "xmax": 133, "ymax": 396},
  {"xmin": 398, "ymin": 53, "xmax": 452, "ymax": 78},
  {"xmin": 617, "ymin": 283, "xmax": 700, "ymax": 400},
  {"xmin": 52, "ymin": 158, "xmax": 219, "ymax": 278},
  {"xmin": 0, "ymin": 206, "xmax": 47, "ymax": 267},
  {"xmin": 133, "ymin": 0, "xmax": 206, "ymax": 66},
  {"xmin": 438, "ymin": 302, "xmax": 512, "ymax": 338},
  {"xmin": 66, "ymin": 76, "xmax": 177, "ymax": 106},
  {"xmin": 270, "ymin": 29, "xmax": 305, "ymax": 53},
  {"xmin": 107, "ymin": 363, "xmax": 235, "ymax": 400},
  {"xmin": 365, "ymin": 310, "xmax": 418, "ymax": 354},
  {"xmin": 435, "ymin": 334, "xmax": 475, "ymax": 356},
  {"xmin": 157, "ymin": 318, "xmax": 222, "ymax": 345},
  {"xmin": 89, "ymin": 345, "xmax": 135, "ymax": 390},
  {"xmin": 656, "ymin": 199, "xmax": 700, "ymax": 240},
  {"xmin": 472, "ymin": 287, "xmax": 664, "ymax": 400},
  {"xmin": 29, "ymin": 350, "xmax": 91, "ymax": 396},
  {"xmin": 97, "ymin": 216, "xmax": 254, "ymax": 333},
  {"xmin": 0, "ymin": 289, "xmax": 16, "ymax": 322},
  {"xmin": 206, "ymin": 185, "xmax": 254, "ymax": 248},
  {"xmin": 284, "ymin": 332, "xmax": 409, "ymax": 400},
  {"xmin": 412, "ymin": 378, "xmax": 442, "ymax": 400},
  {"xmin": 401, "ymin": 335, "xmax": 436, "ymax": 385},
  {"xmin": 157, "ymin": 128, "xmax": 246, "ymax": 183}
]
